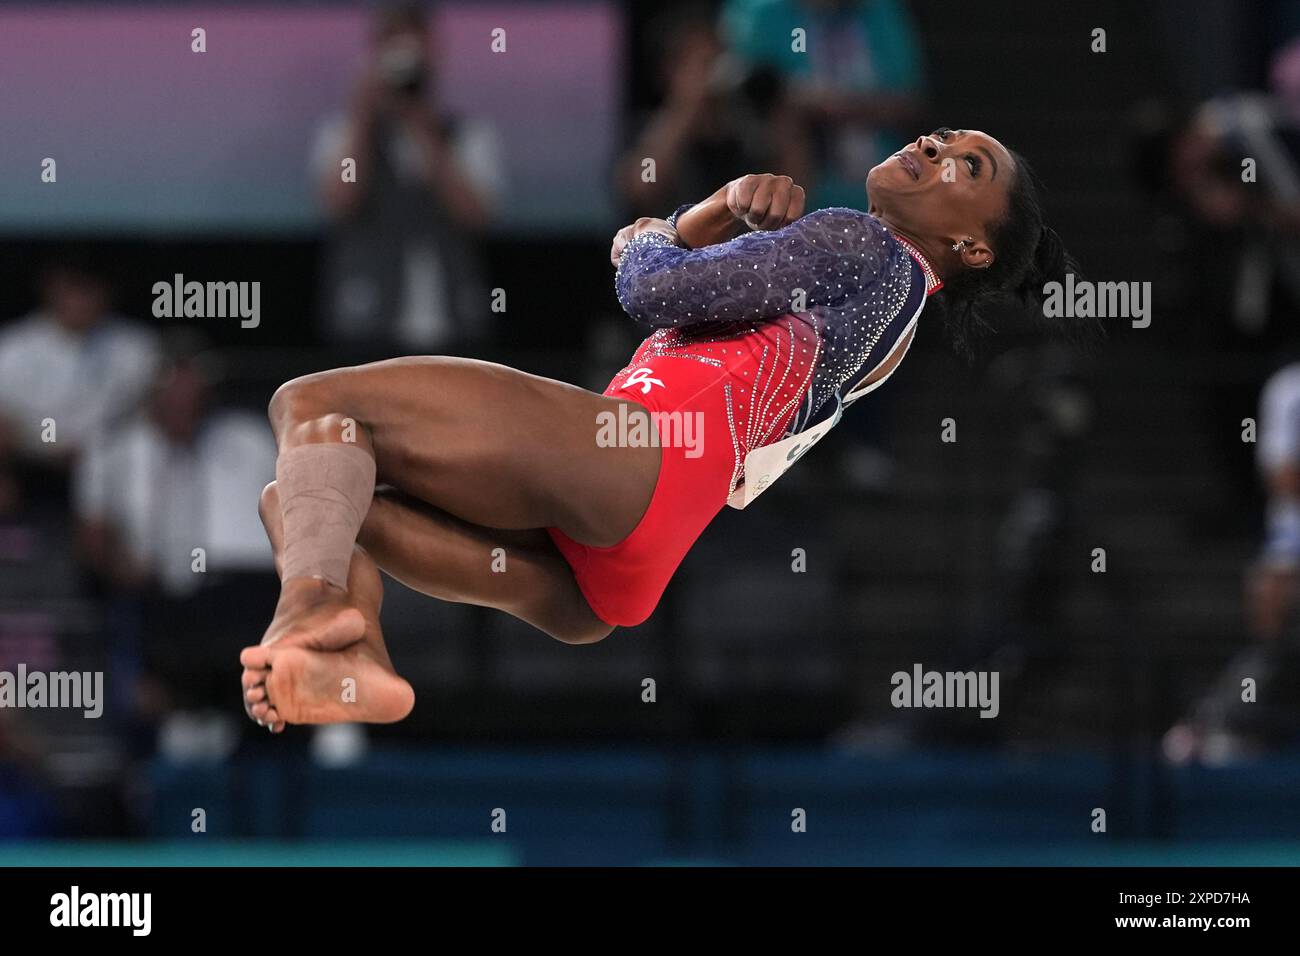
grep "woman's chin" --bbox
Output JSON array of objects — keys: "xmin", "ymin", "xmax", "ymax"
[{"xmin": 865, "ymin": 167, "xmax": 896, "ymax": 208}]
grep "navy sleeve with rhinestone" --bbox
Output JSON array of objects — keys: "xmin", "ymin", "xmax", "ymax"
[{"xmin": 614, "ymin": 206, "xmax": 895, "ymax": 329}]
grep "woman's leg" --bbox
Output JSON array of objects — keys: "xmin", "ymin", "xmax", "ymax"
[
  {"xmin": 262, "ymin": 480, "xmax": 614, "ymax": 644},
  {"xmin": 255, "ymin": 356, "xmax": 657, "ymax": 658},
  {"xmin": 270, "ymin": 355, "xmax": 658, "ymax": 540},
  {"xmin": 242, "ymin": 484, "xmax": 414, "ymax": 730},
  {"xmin": 245, "ymin": 468, "xmax": 621, "ymax": 729}
]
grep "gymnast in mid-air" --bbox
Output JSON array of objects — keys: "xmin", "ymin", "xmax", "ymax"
[{"xmin": 242, "ymin": 128, "xmax": 1079, "ymax": 732}]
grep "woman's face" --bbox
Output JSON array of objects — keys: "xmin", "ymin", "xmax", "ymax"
[{"xmin": 867, "ymin": 128, "xmax": 1015, "ymax": 265}]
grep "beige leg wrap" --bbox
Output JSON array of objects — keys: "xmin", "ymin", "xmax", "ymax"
[{"xmin": 276, "ymin": 443, "xmax": 376, "ymax": 590}]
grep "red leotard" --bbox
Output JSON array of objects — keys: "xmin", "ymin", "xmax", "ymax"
[
  {"xmin": 547, "ymin": 209, "xmax": 935, "ymax": 628},
  {"xmin": 546, "ymin": 318, "xmax": 814, "ymax": 627}
]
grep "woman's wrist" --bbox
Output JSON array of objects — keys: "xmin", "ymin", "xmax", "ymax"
[{"xmin": 674, "ymin": 185, "xmax": 744, "ymax": 249}]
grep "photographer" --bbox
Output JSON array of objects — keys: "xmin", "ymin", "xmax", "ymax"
[
  {"xmin": 615, "ymin": 10, "xmax": 812, "ymax": 219},
  {"xmin": 310, "ymin": 3, "xmax": 505, "ymax": 355}
]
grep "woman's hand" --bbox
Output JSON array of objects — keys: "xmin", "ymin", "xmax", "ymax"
[
  {"xmin": 673, "ymin": 173, "xmax": 808, "ymax": 249},
  {"xmin": 610, "ymin": 217, "xmax": 680, "ymax": 266},
  {"xmin": 725, "ymin": 173, "xmax": 806, "ymax": 231}
]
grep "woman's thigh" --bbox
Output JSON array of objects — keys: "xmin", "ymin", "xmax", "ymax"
[
  {"xmin": 278, "ymin": 356, "xmax": 660, "ymax": 547},
  {"xmin": 360, "ymin": 488, "xmax": 611, "ymax": 642}
]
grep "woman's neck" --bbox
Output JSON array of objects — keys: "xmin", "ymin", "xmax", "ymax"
[{"xmin": 870, "ymin": 211, "xmax": 952, "ymax": 282}]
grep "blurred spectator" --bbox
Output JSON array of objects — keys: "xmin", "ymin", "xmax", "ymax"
[
  {"xmin": 1149, "ymin": 37, "xmax": 1300, "ymax": 337},
  {"xmin": 311, "ymin": 2, "xmax": 505, "ymax": 354},
  {"xmin": 721, "ymin": 0, "xmax": 924, "ymax": 211},
  {"xmin": 73, "ymin": 331, "xmax": 277, "ymax": 739},
  {"xmin": 1164, "ymin": 362, "xmax": 1300, "ymax": 764},
  {"xmin": 615, "ymin": 8, "xmax": 812, "ymax": 218},
  {"xmin": 1247, "ymin": 363, "xmax": 1300, "ymax": 642},
  {"xmin": 0, "ymin": 255, "xmax": 159, "ymax": 503},
  {"xmin": 74, "ymin": 331, "xmax": 275, "ymax": 598}
]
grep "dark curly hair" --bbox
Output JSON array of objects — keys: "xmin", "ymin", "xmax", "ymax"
[{"xmin": 937, "ymin": 148, "xmax": 1101, "ymax": 357}]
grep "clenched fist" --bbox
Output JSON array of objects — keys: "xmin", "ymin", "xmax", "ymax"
[{"xmin": 725, "ymin": 173, "xmax": 806, "ymax": 231}]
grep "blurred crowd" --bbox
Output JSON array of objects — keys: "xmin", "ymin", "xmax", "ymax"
[
  {"xmin": 1129, "ymin": 26, "xmax": 1300, "ymax": 763},
  {"xmin": 4, "ymin": 0, "xmax": 1300, "ymax": 840},
  {"xmin": 0, "ymin": 0, "xmax": 929, "ymax": 836}
]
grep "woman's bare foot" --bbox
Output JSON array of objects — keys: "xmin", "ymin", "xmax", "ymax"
[
  {"xmin": 240, "ymin": 640, "xmax": 415, "ymax": 726},
  {"xmin": 242, "ymin": 542, "xmax": 394, "ymax": 732},
  {"xmin": 260, "ymin": 578, "xmax": 366, "ymax": 652}
]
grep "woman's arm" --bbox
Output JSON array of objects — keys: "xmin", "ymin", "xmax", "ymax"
[
  {"xmin": 672, "ymin": 188, "xmax": 744, "ymax": 249},
  {"xmin": 615, "ymin": 202, "xmax": 889, "ymax": 329},
  {"xmin": 606, "ymin": 174, "xmax": 804, "ymax": 264},
  {"xmin": 673, "ymin": 174, "xmax": 805, "ymax": 249}
]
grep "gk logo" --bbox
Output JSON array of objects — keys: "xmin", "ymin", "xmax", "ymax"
[{"xmin": 626, "ymin": 367, "xmax": 664, "ymax": 394}]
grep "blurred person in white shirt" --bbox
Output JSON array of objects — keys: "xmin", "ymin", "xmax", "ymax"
[
  {"xmin": 74, "ymin": 332, "xmax": 278, "ymax": 736},
  {"xmin": 0, "ymin": 256, "xmax": 158, "ymax": 501},
  {"xmin": 1248, "ymin": 362, "xmax": 1300, "ymax": 638},
  {"xmin": 74, "ymin": 331, "xmax": 276, "ymax": 598},
  {"xmin": 1164, "ymin": 361, "xmax": 1300, "ymax": 764}
]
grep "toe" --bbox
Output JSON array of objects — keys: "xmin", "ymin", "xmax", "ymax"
[{"xmin": 241, "ymin": 645, "xmax": 272, "ymax": 669}]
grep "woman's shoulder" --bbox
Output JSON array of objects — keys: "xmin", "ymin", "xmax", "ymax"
[
  {"xmin": 798, "ymin": 205, "xmax": 880, "ymax": 224},
  {"xmin": 786, "ymin": 208, "xmax": 908, "ymax": 281},
  {"xmin": 792, "ymin": 207, "xmax": 893, "ymax": 246}
]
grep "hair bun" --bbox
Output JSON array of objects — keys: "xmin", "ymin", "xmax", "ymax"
[{"xmin": 1016, "ymin": 225, "xmax": 1073, "ymax": 303}]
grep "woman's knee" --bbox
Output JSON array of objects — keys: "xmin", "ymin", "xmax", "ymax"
[
  {"xmin": 268, "ymin": 371, "xmax": 372, "ymax": 449},
  {"xmin": 269, "ymin": 370, "xmax": 332, "ymax": 425},
  {"xmin": 550, "ymin": 619, "xmax": 615, "ymax": 645}
]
